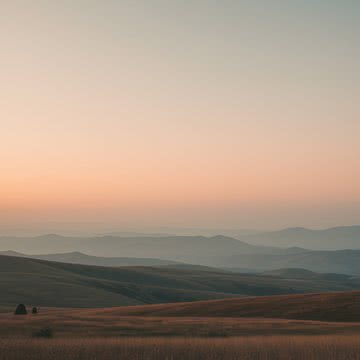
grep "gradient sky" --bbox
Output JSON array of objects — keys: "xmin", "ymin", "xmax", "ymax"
[{"xmin": 1, "ymin": 0, "xmax": 359, "ymax": 233}]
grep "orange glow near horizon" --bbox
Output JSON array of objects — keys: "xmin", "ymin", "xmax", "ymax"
[{"xmin": 1, "ymin": 1, "xmax": 359, "ymax": 232}]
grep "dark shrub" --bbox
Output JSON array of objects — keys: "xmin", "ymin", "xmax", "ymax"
[
  {"xmin": 32, "ymin": 307, "xmax": 38, "ymax": 314},
  {"xmin": 33, "ymin": 327, "xmax": 54, "ymax": 338},
  {"xmin": 14, "ymin": 304, "xmax": 27, "ymax": 315}
]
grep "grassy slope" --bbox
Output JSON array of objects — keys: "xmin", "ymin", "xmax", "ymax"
[
  {"xmin": 3, "ymin": 254, "xmax": 360, "ymax": 308},
  {"xmin": 3, "ymin": 336, "xmax": 360, "ymax": 360},
  {"xmin": 2, "ymin": 309, "xmax": 360, "ymax": 338},
  {"xmin": 100, "ymin": 291, "xmax": 360, "ymax": 322},
  {"xmin": 4, "ymin": 292, "xmax": 360, "ymax": 338},
  {"xmin": 0, "ymin": 255, "xmax": 235, "ymax": 307}
]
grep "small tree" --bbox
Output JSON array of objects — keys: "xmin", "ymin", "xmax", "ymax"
[
  {"xmin": 14, "ymin": 304, "xmax": 27, "ymax": 315},
  {"xmin": 32, "ymin": 307, "xmax": 38, "ymax": 314}
]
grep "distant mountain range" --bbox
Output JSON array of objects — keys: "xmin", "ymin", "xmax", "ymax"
[
  {"xmin": 216, "ymin": 249, "xmax": 360, "ymax": 275},
  {"xmin": 0, "ymin": 226, "xmax": 360, "ymax": 274},
  {"xmin": 0, "ymin": 234, "xmax": 277, "ymax": 261},
  {"xmin": 239, "ymin": 226, "xmax": 360, "ymax": 250},
  {"xmin": 0, "ymin": 250, "xmax": 180, "ymax": 267}
]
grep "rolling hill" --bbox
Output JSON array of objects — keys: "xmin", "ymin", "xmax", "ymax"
[
  {"xmin": 2, "ymin": 255, "xmax": 360, "ymax": 308},
  {"xmin": 218, "ymin": 249, "xmax": 360, "ymax": 275},
  {"xmin": 0, "ymin": 250, "xmax": 180, "ymax": 267},
  {"xmin": 260, "ymin": 268, "xmax": 350, "ymax": 281},
  {"xmin": 99, "ymin": 291, "xmax": 360, "ymax": 322}
]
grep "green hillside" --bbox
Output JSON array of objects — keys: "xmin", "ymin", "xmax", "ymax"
[{"xmin": 2, "ymin": 255, "xmax": 360, "ymax": 308}]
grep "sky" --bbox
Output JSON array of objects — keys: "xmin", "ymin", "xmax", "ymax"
[{"xmin": 0, "ymin": 0, "xmax": 359, "ymax": 234}]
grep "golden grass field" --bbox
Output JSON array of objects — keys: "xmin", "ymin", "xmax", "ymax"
[
  {"xmin": 3, "ymin": 292, "xmax": 360, "ymax": 359},
  {"xmin": 2, "ymin": 309, "xmax": 360, "ymax": 359},
  {"xmin": 3, "ymin": 307, "xmax": 360, "ymax": 338},
  {"xmin": 2, "ymin": 336, "xmax": 360, "ymax": 360},
  {"xmin": 89, "ymin": 291, "xmax": 360, "ymax": 321}
]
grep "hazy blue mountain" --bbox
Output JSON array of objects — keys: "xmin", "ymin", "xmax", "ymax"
[
  {"xmin": 2, "ymin": 228, "xmax": 360, "ymax": 274},
  {"xmin": 241, "ymin": 226, "xmax": 360, "ymax": 250},
  {"xmin": 260, "ymin": 268, "xmax": 352, "ymax": 282},
  {"xmin": 0, "ymin": 250, "xmax": 180, "ymax": 267},
  {"xmin": 217, "ymin": 249, "xmax": 360, "ymax": 275},
  {"xmin": 0, "ymin": 234, "xmax": 277, "ymax": 260}
]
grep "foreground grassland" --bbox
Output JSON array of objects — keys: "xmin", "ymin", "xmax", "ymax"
[
  {"xmin": 2, "ymin": 336, "xmax": 360, "ymax": 360},
  {"xmin": 2, "ymin": 308, "xmax": 360, "ymax": 337},
  {"xmin": 3, "ymin": 292, "xmax": 360, "ymax": 359},
  {"xmin": 3, "ymin": 305, "xmax": 360, "ymax": 359}
]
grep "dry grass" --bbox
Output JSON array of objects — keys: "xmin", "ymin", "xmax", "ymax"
[
  {"xmin": 84, "ymin": 291, "xmax": 360, "ymax": 322},
  {"xmin": 1, "ymin": 336, "xmax": 360, "ymax": 359},
  {"xmin": 2, "ymin": 308, "xmax": 360, "ymax": 338},
  {"xmin": 3, "ymin": 307, "xmax": 360, "ymax": 359}
]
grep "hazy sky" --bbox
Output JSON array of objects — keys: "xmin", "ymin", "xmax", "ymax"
[{"xmin": 1, "ymin": 1, "xmax": 359, "ymax": 233}]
